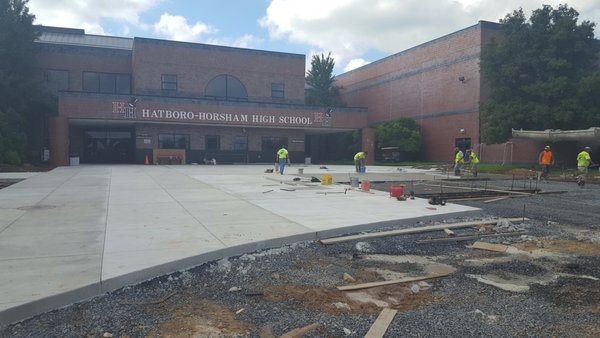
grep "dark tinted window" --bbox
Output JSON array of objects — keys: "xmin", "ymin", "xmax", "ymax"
[
  {"xmin": 83, "ymin": 72, "xmax": 130, "ymax": 94},
  {"xmin": 158, "ymin": 134, "xmax": 189, "ymax": 149},
  {"xmin": 161, "ymin": 74, "xmax": 177, "ymax": 91},
  {"xmin": 205, "ymin": 74, "xmax": 247, "ymax": 101},
  {"xmin": 271, "ymin": 83, "xmax": 284, "ymax": 98},
  {"xmin": 234, "ymin": 136, "xmax": 248, "ymax": 150},
  {"xmin": 46, "ymin": 69, "xmax": 69, "ymax": 92},
  {"xmin": 206, "ymin": 135, "xmax": 220, "ymax": 151}
]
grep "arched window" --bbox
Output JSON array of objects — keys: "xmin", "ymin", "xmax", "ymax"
[{"xmin": 205, "ymin": 74, "xmax": 248, "ymax": 101}]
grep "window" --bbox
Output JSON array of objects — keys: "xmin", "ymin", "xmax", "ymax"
[
  {"xmin": 262, "ymin": 137, "xmax": 287, "ymax": 150},
  {"xmin": 205, "ymin": 74, "xmax": 248, "ymax": 101},
  {"xmin": 234, "ymin": 136, "xmax": 248, "ymax": 150},
  {"xmin": 206, "ymin": 135, "xmax": 220, "ymax": 151},
  {"xmin": 158, "ymin": 134, "xmax": 189, "ymax": 149},
  {"xmin": 45, "ymin": 69, "xmax": 69, "ymax": 92},
  {"xmin": 161, "ymin": 74, "xmax": 177, "ymax": 91},
  {"xmin": 83, "ymin": 72, "xmax": 130, "ymax": 94},
  {"xmin": 271, "ymin": 83, "xmax": 284, "ymax": 98}
]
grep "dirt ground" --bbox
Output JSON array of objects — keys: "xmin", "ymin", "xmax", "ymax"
[{"xmin": 2, "ymin": 175, "xmax": 600, "ymax": 337}]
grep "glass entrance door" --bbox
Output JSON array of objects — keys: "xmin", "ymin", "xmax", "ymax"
[{"xmin": 82, "ymin": 128, "xmax": 134, "ymax": 163}]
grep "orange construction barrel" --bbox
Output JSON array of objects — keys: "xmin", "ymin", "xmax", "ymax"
[{"xmin": 361, "ymin": 180, "xmax": 371, "ymax": 191}]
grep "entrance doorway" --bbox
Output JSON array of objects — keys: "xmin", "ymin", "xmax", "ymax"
[{"xmin": 82, "ymin": 127, "xmax": 134, "ymax": 163}]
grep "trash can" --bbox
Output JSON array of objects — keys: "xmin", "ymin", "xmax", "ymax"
[
  {"xmin": 69, "ymin": 156, "xmax": 80, "ymax": 166},
  {"xmin": 350, "ymin": 177, "xmax": 359, "ymax": 188},
  {"xmin": 298, "ymin": 168, "xmax": 304, "ymax": 175},
  {"xmin": 305, "ymin": 157, "xmax": 311, "ymax": 165}
]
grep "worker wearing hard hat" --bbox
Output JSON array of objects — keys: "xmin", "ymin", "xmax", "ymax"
[
  {"xmin": 576, "ymin": 146, "xmax": 596, "ymax": 187},
  {"xmin": 538, "ymin": 145, "xmax": 554, "ymax": 183},
  {"xmin": 454, "ymin": 147, "xmax": 464, "ymax": 176}
]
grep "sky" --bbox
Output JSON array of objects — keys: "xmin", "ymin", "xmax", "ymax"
[{"xmin": 27, "ymin": 0, "xmax": 600, "ymax": 75}]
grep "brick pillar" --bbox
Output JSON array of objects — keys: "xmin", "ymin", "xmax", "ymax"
[
  {"xmin": 49, "ymin": 116, "xmax": 69, "ymax": 166},
  {"xmin": 361, "ymin": 128, "xmax": 375, "ymax": 164}
]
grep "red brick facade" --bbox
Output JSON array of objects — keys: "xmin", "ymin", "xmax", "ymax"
[
  {"xmin": 37, "ymin": 28, "xmax": 367, "ymax": 166},
  {"xmin": 336, "ymin": 22, "xmax": 498, "ymax": 162}
]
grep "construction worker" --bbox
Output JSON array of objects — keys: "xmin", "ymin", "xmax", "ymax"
[
  {"xmin": 276, "ymin": 145, "xmax": 289, "ymax": 175},
  {"xmin": 454, "ymin": 147, "xmax": 464, "ymax": 176},
  {"xmin": 538, "ymin": 145, "xmax": 554, "ymax": 183},
  {"xmin": 466, "ymin": 148, "xmax": 480, "ymax": 177},
  {"xmin": 354, "ymin": 151, "xmax": 368, "ymax": 173},
  {"xmin": 576, "ymin": 146, "xmax": 596, "ymax": 187}
]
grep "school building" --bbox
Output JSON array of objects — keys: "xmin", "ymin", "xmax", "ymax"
[{"xmin": 36, "ymin": 22, "xmax": 592, "ymax": 167}]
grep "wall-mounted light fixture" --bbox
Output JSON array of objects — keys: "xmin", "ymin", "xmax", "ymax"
[{"xmin": 458, "ymin": 76, "xmax": 466, "ymax": 83}]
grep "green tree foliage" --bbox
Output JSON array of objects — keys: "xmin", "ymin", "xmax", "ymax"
[
  {"xmin": 480, "ymin": 4, "xmax": 600, "ymax": 143},
  {"xmin": 375, "ymin": 118, "xmax": 422, "ymax": 160},
  {"xmin": 305, "ymin": 52, "xmax": 344, "ymax": 107},
  {"xmin": 0, "ymin": 0, "xmax": 56, "ymax": 164}
]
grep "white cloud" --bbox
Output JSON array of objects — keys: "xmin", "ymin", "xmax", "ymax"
[
  {"xmin": 206, "ymin": 34, "xmax": 264, "ymax": 49},
  {"xmin": 28, "ymin": 0, "xmax": 161, "ymax": 34},
  {"xmin": 260, "ymin": 0, "xmax": 600, "ymax": 73},
  {"xmin": 154, "ymin": 13, "xmax": 216, "ymax": 41},
  {"xmin": 344, "ymin": 58, "xmax": 370, "ymax": 72}
]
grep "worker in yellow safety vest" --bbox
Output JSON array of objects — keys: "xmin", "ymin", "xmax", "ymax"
[
  {"xmin": 454, "ymin": 147, "xmax": 464, "ymax": 176},
  {"xmin": 354, "ymin": 151, "xmax": 368, "ymax": 173},
  {"xmin": 466, "ymin": 148, "xmax": 480, "ymax": 177},
  {"xmin": 576, "ymin": 146, "xmax": 596, "ymax": 187}
]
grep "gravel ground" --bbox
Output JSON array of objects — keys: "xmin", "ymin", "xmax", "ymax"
[{"xmin": 2, "ymin": 176, "xmax": 600, "ymax": 338}]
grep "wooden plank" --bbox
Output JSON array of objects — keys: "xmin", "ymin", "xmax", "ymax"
[
  {"xmin": 470, "ymin": 241, "xmax": 509, "ymax": 252},
  {"xmin": 415, "ymin": 231, "xmax": 527, "ymax": 244},
  {"xmin": 364, "ymin": 308, "xmax": 398, "ymax": 338},
  {"xmin": 337, "ymin": 272, "xmax": 451, "ymax": 291},
  {"xmin": 422, "ymin": 183, "xmax": 533, "ymax": 195},
  {"xmin": 443, "ymin": 228, "xmax": 455, "ymax": 236},
  {"xmin": 319, "ymin": 218, "xmax": 528, "ymax": 245},
  {"xmin": 279, "ymin": 322, "xmax": 320, "ymax": 338}
]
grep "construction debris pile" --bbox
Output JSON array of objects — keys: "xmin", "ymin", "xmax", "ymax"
[{"xmin": 2, "ymin": 179, "xmax": 599, "ymax": 337}]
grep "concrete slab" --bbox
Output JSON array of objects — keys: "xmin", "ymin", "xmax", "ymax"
[{"xmin": 0, "ymin": 164, "xmax": 480, "ymax": 327}]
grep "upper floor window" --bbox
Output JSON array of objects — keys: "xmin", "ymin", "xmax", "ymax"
[
  {"xmin": 161, "ymin": 74, "xmax": 177, "ymax": 91},
  {"xmin": 83, "ymin": 72, "xmax": 130, "ymax": 94},
  {"xmin": 271, "ymin": 83, "xmax": 284, "ymax": 98},
  {"xmin": 45, "ymin": 69, "xmax": 69, "ymax": 93},
  {"xmin": 205, "ymin": 74, "xmax": 248, "ymax": 101}
]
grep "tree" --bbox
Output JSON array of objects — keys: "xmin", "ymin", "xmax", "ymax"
[
  {"xmin": 480, "ymin": 4, "xmax": 600, "ymax": 144},
  {"xmin": 375, "ymin": 118, "xmax": 422, "ymax": 160},
  {"xmin": 305, "ymin": 52, "xmax": 344, "ymax": 107},
  {"xmin": 0, "ymin": 0, "xmax": 56, "ymax": 164}
]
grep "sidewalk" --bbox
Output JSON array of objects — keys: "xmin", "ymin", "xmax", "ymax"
[{"xmin": 0, "ymin": 164, "xmax": 479, "ymax": 326}]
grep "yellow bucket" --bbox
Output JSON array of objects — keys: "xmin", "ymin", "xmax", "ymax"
[{"xmin": 321, "ymin": 175, "xmax": 333, "ymax": 185}]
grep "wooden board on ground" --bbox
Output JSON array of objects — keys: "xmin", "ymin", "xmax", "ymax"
[
  {"xmin": 319, "ymin": 218, "xmax": 528, "ymax": 245},
  {"xmin": 364, "ymin": 308, "xmax": 398, "ymax": 338},
  {"xmin": 470, "ymin": 241, "xmax": 509, "ymax": 252},
  {"xmin": 279, "ymin": 322, "xmax": 320, "ymax": 338},
  {"xmin": 337, "ymin": 272, "xmax": 451, "ymax": 291}
]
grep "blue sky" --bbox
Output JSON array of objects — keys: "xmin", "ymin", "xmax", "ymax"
[{"xmin": 28, "ymin": 0, "xmax": 600, "ymax": 75}]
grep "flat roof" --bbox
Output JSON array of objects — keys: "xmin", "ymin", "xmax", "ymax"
[{"xmin": 36, "ymin": 26, "xmax": 133, "ymax": 50}]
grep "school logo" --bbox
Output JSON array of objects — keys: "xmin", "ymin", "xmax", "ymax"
[{"xmin": 111, "ymin": 97, "xmax": 138, "ymax": 119}]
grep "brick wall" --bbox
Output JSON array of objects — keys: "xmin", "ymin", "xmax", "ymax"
[
  {"xmin": 132, "ymin": 38, "xmax": 306, "ymax": 103},
  {"xmin": 336, "ymin": 22, "xmax": 502, "ymax": 161}
]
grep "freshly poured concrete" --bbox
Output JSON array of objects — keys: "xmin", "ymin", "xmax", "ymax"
[{"xmin": 0, "ymin": 164, "xmax": 479, "ymax": 326}]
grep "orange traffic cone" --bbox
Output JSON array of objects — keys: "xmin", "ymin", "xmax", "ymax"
[{"xmin": 145, "ymin": 154, "xmax": 149, "ymax": 165}]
